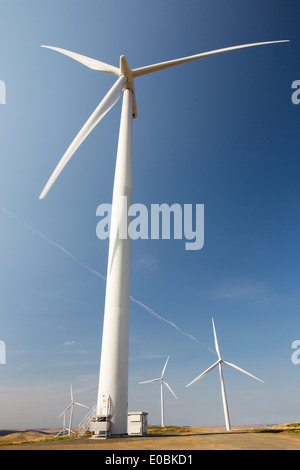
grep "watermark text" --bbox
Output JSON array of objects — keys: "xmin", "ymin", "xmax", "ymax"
[
  {"xmin": 0, "ymin": 80, "xmax": 6, "ymax": 104},
  {"xmin": 96, "ymin": 198, "xmax": 204, "ymax": 251},
  {"xmin": 291, "ymin": 340, "xmax": 300, "ymax": 365},
  {"xmin": 0, "ymin": 340, "xmax": 6, "ymax": 364}
]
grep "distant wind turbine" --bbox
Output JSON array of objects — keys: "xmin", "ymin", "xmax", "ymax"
[
  {"xmin": 39, "ymin": 39, "xmax": 288, "ymax": 435},
  {"xmin": 57, "ymin": 384, "xmax": 88, "ymax": 436},
  {"xmin": 186, "ymin": 319, "xmax": 264, "ymax": 432},
  {"xmin": 55, "ymin": 409, "xmax": 69, "ymax": 438},
  {"xmin": 139, "ymin": 356, "xmax": 177, "ymax": 427}
]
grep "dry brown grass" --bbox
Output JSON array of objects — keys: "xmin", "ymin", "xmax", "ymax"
[
  {"xmin": 0, "ymin": 429, "xmax": 59, "ymax": 446},
  {"xmin": 1, "ymin": 422, "xmax": 300, "ymax": 448}
]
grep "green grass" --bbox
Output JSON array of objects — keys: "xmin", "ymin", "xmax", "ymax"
[
  {"xmin": 147, "ymin": 425, "xmax": 192, "ymax": 435},
  {"xmin": 239, "ymin": 423, "xmax": 300, "ymax": 434}
]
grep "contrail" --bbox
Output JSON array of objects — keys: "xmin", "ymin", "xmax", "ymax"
[
  {"xmin": 129, "ymin": 296, "xmax": 200, "ymax": 344},
  {"xmin": 0, "ymin": 205, "xmax": 212, "ymax": 350},
  {"xmin": 0, "ymin": 205, "xmax": 106, "ymax": 281}
]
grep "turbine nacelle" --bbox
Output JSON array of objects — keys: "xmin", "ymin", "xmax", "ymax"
[{"xmin": 119, "ymin": 55, "xmax": 137, "ymax": 118}]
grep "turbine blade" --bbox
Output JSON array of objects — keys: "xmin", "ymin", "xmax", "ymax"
[
  {"xmin": 223, "ymin": 360, "xmax": 264, "ymax": 383},
  {"xmin": 139, "ymin": 378, "xmax": 160, "ymax": 384},
  {"xmin": 70, "ymin": 384, "xmax": 73, "ymax": 403},
  {"xmin": 132, "ymin": 40, "xmax": 289, "ymax": 78},
  {"xmin": 161, "ymin": 356, "xmax": 170, "ymax": 378},
  {"xmin": 39, "ymin": 74, "xmax": 127, "ymax": 199},
  {"xmin": 164, "ymin": 381, "xmax": 178, "ymax": 399},
  {"xmin": 41, "ymin": 45, "xmax": 120, "ymax": 76},
  {"xmin": 58, "ymin": 404, "xmax": 71, "ymax": 418},
  {"xmin": 186, "ymin": 360, "xmax": 220, "ymax": 388},
  {"xmin": 74, "ymin": 402, "xmax": 89, "ymax": 408},
  {"xmin": 212, "ymin": 318, "xmax": 221, "ymax": 360}
]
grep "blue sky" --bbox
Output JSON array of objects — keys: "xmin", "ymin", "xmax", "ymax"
[{"xmin": 1, "ymin": 0, "xmax": 300, "ymax": 429}]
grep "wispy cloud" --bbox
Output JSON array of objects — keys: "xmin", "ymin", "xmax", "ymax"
[
  {"xmin": 134, "ymin": 255, "xmax": 158, "ymax": 272},
  {"xmin": 211, "ymin": 279, "xmax": 269, "ymax": 305}
]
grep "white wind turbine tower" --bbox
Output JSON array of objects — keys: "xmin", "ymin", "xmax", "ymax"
[
  {"xmin": 57, "ymin": 384, "xmax": 88, "ymax": 436},
  {"xmin": 39, "ymin": 39, "xmax": 288, "ymax": 435},
  {"xmin": 139, "ymin": 356, "xmax": 177, "ymax": 427},
  {"xmin": 186, "ymin": 319, "xmax": 264, "ymax": 432}
]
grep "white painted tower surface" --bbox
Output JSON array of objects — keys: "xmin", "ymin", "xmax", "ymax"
[{"xmin": 96, "ymin": 89, "xmax": 133, "ymax": 435}]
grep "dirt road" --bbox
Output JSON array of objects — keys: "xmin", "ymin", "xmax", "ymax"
[{"xmin": 1, "ymin": 429, "xmax": 300, "ymax": 450}]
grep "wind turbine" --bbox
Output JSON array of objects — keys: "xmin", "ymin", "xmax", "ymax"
[
  {"xmin": 139, "ymin": 356, "xmax": 177, "ymax": 427},
  {"xmin": 57, "ymin": 384, "xmax": 88, "ymax": 436},
  {"xmin": 55, "ymin": 409, "xmax": 69, "ymax": 438},
  {"xmin": 186, "ymin": 319, "xmax": 264, "ymax": 431},
  {"xmin": 39, "ymin": 39, "xmax": 288, "ymax": 435}
]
